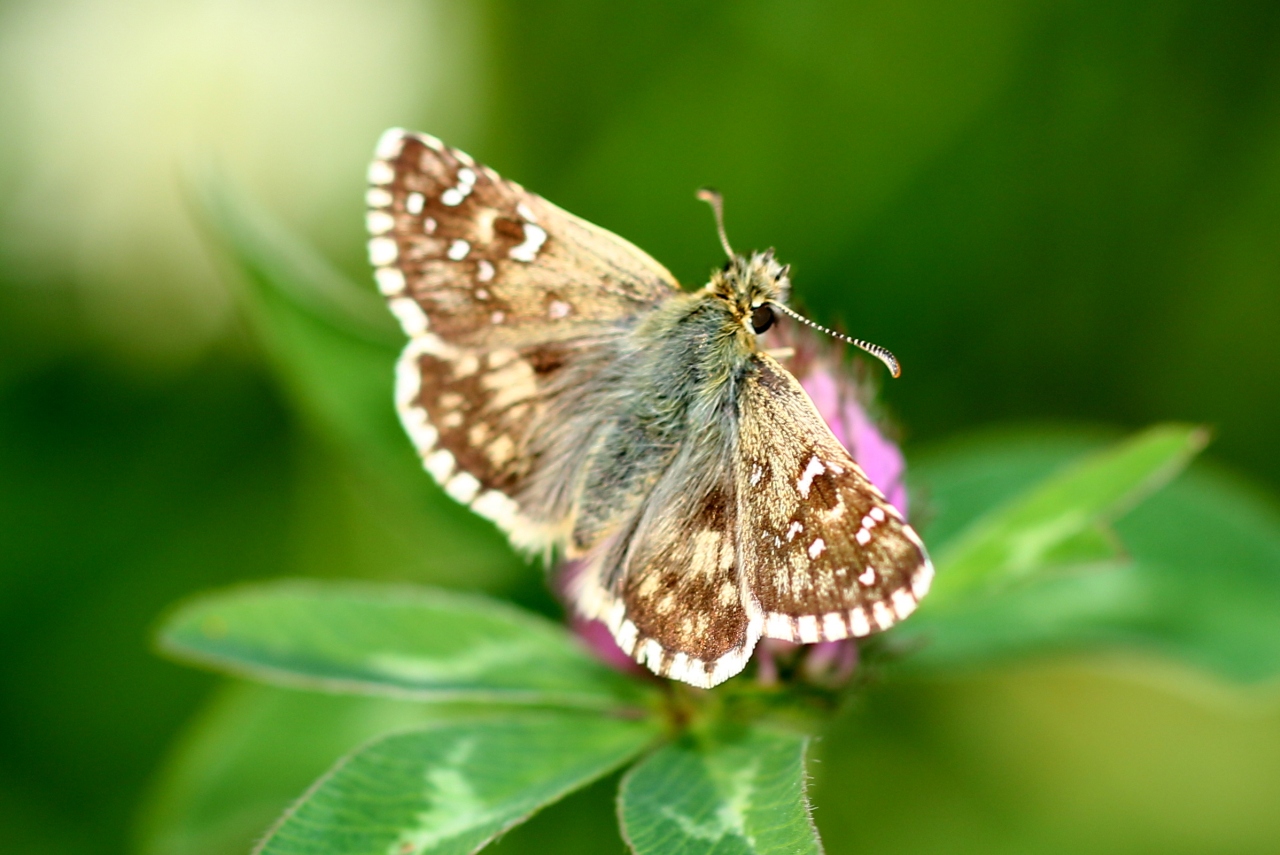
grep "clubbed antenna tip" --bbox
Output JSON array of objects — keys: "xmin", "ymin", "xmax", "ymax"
[
  {"xmin": 696, "ymin": 187, "xmax": 734, "ymax": 259},
  {"xmin": 772, "ymin": 302, "xmax": 902, "ymax": 377}
]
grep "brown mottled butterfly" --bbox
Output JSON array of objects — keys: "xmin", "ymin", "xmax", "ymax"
[{"xmin": 366, "ymin": 128, "xmax": 933, "ymax": 688}]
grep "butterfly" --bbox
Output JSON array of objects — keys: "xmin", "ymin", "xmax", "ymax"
[{"xmin": 366, "ymin": 128, "xmax": 933, "ymax": 688}]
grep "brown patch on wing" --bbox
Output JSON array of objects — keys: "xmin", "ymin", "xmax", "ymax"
[
  {"xmin": 737, "ymin": 355, "xmax": 933, "ymax": 643},
  {"xmin": 621, "ymin": 484, "xmax": 751, "ymax": 667}
]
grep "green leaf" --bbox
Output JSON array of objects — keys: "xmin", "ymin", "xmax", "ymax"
[
  {"xmin": 157, "ymin": 580, "xmax": 654, "ymax": 710},
  {"xmin": 619, "ymin": 727, "xmax": 821, "ymax": 855},
  {"xmin": 894, "ymin": 427, "xmax": 1280, "ymax": 683},
  {"xmin": 908, "ymin": 426, "xmax": 1112, "ymax": 551},
  {"xmin": 258, "ymin": 714, "xmax": 658, "ymax": 855},
  {"xmin": 926, "ymin": 424, "xmax": 1208, "ymax": 607},
  {"xmin": 137, "ymin": 683, "xmax": 471, "ymax": 855}
]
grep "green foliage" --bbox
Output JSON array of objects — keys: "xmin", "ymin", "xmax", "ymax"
[
  {"xmin": 619, "ymin": 728, "xmax": 820, "ymax": 855},
  {"xmin": 925, "ymin": 424, "xmax": 1208, "ymax": 603},
  {"xmin": 894, "ymin": 431, "xmax": 1280, "ymax": 682},
  {"xmin": 258, "ymin": 716, "xmax": 657, "ymax": 855},
  {"xmin": 140, "ymin": 184, "xmax": 1280, "ymax": 853},
  {"xmin": 137, "ymin": 686, "xmax": 459, "ymax": 855},
  {"xmin": 159, "ymin": 581, "xmax": 651, "ymax": 711}
]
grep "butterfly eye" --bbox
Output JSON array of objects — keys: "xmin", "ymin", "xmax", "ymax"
[{"xmin": 750, "ymin": 304, "xmax": 775, "ymax": 334}]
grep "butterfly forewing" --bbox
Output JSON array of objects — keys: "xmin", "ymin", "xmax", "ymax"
[
  {"xmin": 368, "ymin": 128, "xmax": 679, "ymax": 349},
  {"xmin": 737, "ymin": 355, "xmax": 933, "ymax": 642}
]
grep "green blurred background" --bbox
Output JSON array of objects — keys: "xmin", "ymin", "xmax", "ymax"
[{"xmin": 1, "ymin": 1, "xmax": 1279, "ymax": 853}]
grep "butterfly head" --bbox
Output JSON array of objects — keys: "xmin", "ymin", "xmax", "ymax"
[
  {"xmin": 708, "ymin": 250, "xmax": 792, "ymax": 340},
  {"xmin": 696, "ymin": 187, "xmax": 793, "ymax": 343},
  {"xmin": 696, "ymin": 187, "xmax": 902, "ymax": 376}
]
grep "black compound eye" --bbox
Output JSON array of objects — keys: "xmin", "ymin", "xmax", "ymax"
[{"xmin": 750, "ymin": 304, "xmax": 775, "ymax": 334}]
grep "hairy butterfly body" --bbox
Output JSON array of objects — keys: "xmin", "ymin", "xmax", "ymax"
[{"xmin": 367, "ymin": 128, "xmax": 933, "ymax": 688}]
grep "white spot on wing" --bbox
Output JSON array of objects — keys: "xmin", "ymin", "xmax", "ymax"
[
  {"xmin": 366, "ymin": 210, "xmax": 394, "ymax": 234},
  {"xmin": 471, "ymin": 489, "xmax": 518, "ymax": 529},
  {"xmin": 389, "ymin": 297, "xmax": 428, "ymax": 335},
  {"xmin": 375, "ymin": 128, "xmax": 405, "ymax": 159},
  {"xmin": 797, "ymin": 615, "xmax": 820, "ymax": 643},
  {"xmin": 424, "ymin": 448, "xmax": 455, "ymax": 483},
  {"xmin": 374, "ymin": 267, "xmax": 405, "ymax": 296},
  {"xmin": 366, "ymin": 160, "xmax": 394, "ymax": 185},
  {"xmin": 808, "ymin": 538, "xmax": 826, "ymax": 559},
  {"xmin": 872, "ymin": 601, "xmax": 895, "ymax": 630},
  {"xmin": 487, "ymin": 349, "xmax": 517, "ymax": 368},
  {"xmin": 367, "ymin": 237, "xmax": 397, "ymax": 266},
  {"xmin": 822, "ymin": 612, "xmax": 849, "ymax": 640},
  {"xmin": 870, "ymin": 506, "xmax": 886, "ymax": 522},
  {"xmin": 548, "ymin": 300, "xmax": 571, "ymax": 319},
  {"xmin": 615, "ymin": 620, "xmax": 639, "ymax": 655},
  {"xmin": 394, "ymin": 354, "xmax": 421, "ymax": 407},
  {"xmin": 517, "ymin": 202, "xmax": 537, "ymax": 222},
  {"xmin": 765, "ymin": 612, "xmax": 796, "ymax": 640},
  {"xmin": 667, "ymin": 652, "xmax": 691, "ymax": 683},
  {"xmin": 509, "ymin": 223, "xmax": 547, "ymax": 262},
  {"xmin": 477, "ymin": 259, "xmax": 495, "ymax": 282},
  {"xmin": 445, "ymin": 471, "xmax": 481, "ymax": 504},
  {"xmin": 606, "ymin": 600, "xmax": 626, "ymax": 633},
  {"xmin": 402, "ymin": 408, "xmax": 437, "ymax": 451},
  {"xmin": 786, "ymin": 520, "xmax": 803, "ymax": 541},
  {"xmin": 365, "ymin": 187, "xmax": 392, "ymax": 208},
  {"xmin": 849, "ymin": 607, "xmax": 871, "ymax": 637},
  {"xmin": 441, "ymin": 187, "xmax": 466, "ymax": 206},
  {"xmin": 797, "ymin": 456, "xmax": 826, "ymax": 498},
  {"xmin": 859, "ymin": 566, "xmax": 876, "ymax": 585},
  {"xmin": 913, "ymin": 561, "xmax": 935, "ymax": 599},
  {"xmin": 856, "ymin": 528, "xmax": 871, "ymax": 545},
  {"xmin": 405, "ymin": 192, "xmax": 425, "ymax": 215},
  {"xmin": 892, "ymin": 589, "xmax": 918, "ymax": 620},
  {"xmin": 447, "ymin": 239, "xmax": 470, "ymax": 260},
  {"xmin": 639, "ymin": 639, "xmax": 663, "ymax": 669},
  {"xmin": 451, "ymin": 353, "xmax": 479, "ymax": 378}
]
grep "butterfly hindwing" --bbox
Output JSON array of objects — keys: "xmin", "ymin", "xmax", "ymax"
[
  {"xmin": 569, "ymin": 442, "xmax": 760, "ymax": 689},
  {"xmin": 737, "ymin": 355, "xmax": 934, "ymax": 642}
]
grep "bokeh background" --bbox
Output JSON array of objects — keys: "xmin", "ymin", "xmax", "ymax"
[{"xmin": 2, "ymin": 1, "xmax": 1279, "ymax": 853}]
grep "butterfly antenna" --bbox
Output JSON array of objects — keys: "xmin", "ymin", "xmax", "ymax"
[
  {"xmin": 696, "ymin": 188, "xmax": 734, "ymax": 258},
  {"xmin": 772, "ymin": 302, "xmax": 902, "ymax": 377}
]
